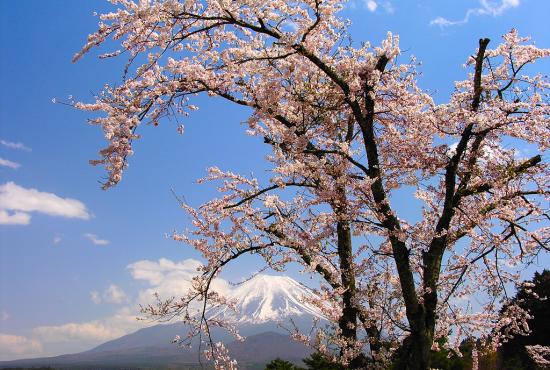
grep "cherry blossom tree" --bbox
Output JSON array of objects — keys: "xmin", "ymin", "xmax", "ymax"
[
  {"xmin": 526, "ymin": 345, "xmax": 550, "ymax": 368},
  {"xmin": 498, "ymin": 270, "xmax": 550, "ymax": 369},
  {"xmin": 73, "ymin": 1, "xmax": 550, "ymax": 369}
]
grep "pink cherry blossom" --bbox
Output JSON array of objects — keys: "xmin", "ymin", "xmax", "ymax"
[{"xmin": 74, "ymin": 2, "xmax": 550, "ymax": 369}]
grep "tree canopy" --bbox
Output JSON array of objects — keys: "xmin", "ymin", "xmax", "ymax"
[
  {"xmin": 73, "ymin": 1, "xmax": 550, "ymax": 369},
  {"xmin": 498, "ymin": 270, "xmax": 550, "ymax": 369}
]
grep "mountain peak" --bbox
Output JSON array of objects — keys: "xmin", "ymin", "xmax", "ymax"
[{"xmin": 209, "ymin": 274, "xmax": 323, "ymax": 324}]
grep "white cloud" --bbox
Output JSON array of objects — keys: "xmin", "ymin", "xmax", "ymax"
[
  {"xmin": 28, "ymin": 259, "xmax": 228, "ymax": 357},
  {"xmin": 33, "ymin": 309, "xmax": 140, "ymax": 343},
  {"xmin": 30, "ymin": 260, "xmax": 204, "ymax": 349},
  {"xmin": 431, "ymin": 0, "xmax": 520, "ymax": 27},
  {"xmin": 0, "ymin": 182, "xmax": 90, "ymax": 225},
  {"xmin": 53, "ymin": 235, "xmax": 63, "ymax": 245},
  {"xmin": 380, "ymin": 1, "xmax": 394, "ymax": 14},
  {"xmin": 128, "ymin": 258, "xmax": 202, "ymax": 286},
  {"xmin": 129, "ymin": 258, "xmax": 206, "ymax": 305},
  {"xmin": 0, "ymin": 333, "xmax": 43, "ymax": 360},
  {"xmin": 0, "ymin": 139, "xmax": 31, "ymax": 152},
  {"xmin": 0, "ymin": 210, "xmax": 31, "ymax": 225},
  {"xmin": 103, "ymin": 284, "xmax": 127, "ymax": 304},
  {"xmin": 90, "ymin": 291, "xmax": 102, "ymax": 304},
  {"xmin": 480, "ymin": 0, "xmax": 520, "ymax": 15},
  {"xmin": 0, "ymin": 158, "xmax": 21, "ymax": 169},
  {"xmin": 365, "ymin": 0, "xmax": 377, "ymax": 12},
  {"xmin": 35, "ymin": 322, "xmax": 114, "ymax": 341},
  {"xmin": 430, "ymin": 16, "xmax": 460, "ymax": 27},
  {"xmin": 128, "ymin": 258, "xmax": 230, "ymax": 314},
  {"xmin": 83, "ymin": 233, "xmax": 109, "ymax": 246},
  {"xmin": 349, "ymin": 0, "xmax": 393, "ymax": 13}
]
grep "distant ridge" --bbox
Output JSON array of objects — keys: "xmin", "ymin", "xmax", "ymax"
[
  {"xmin": 0, "ymin": 274, "xmax": 322, "ymax": 369},
  {"xmin": 0, "ymin": 332, "xmax": 311, "ymax": 370}
]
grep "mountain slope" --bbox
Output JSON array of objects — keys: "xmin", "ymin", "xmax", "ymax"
[
  {"xmin": 0, "ymin": 274, "xmax": 322, "ymax": 369},
  {"xmin": 0, "ymin": 332, "xmax": 311, "ymax": 370},
  {"xmin": 88, "ymin": 322, "xmax": 191, "ymax": 353},
  {"xmin": 208, "ymin": 274, "xmax": 324, "ymax": 324},
  {"xmin": 90, "ymin": 274, "xmax": 323, "ymax": 353}
]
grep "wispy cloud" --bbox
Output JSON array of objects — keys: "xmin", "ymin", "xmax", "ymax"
[
  {"xmin": 128, "ymin": 258, "xmax": 230, "ymax": 312},
  {"xmin": 83, "ymin": 233, "xmax": 109, "ymax": 246},
  {"xmin": 33, "ymin": 313, "xmax": 135, "ymax": 343},
  {"xmin": 36, "ymin": 259, "xmax": 221, "ymax": 341},
  {"xmin": 349, "ymin": 0, "xmax": 393, "ymax": 13},
  {"xmin": 27, "ymin": 258, "xmax": 228, "ymax": 356},
  {"xmin": 53, "ymin": 234, "xmax": 63, "ymax": 245},
  {"xmin": 1, "ymin": 311, "xmax": 9, "ymax": 321},
  {"xmin": 128, "ymin": 258, "xmax": 203, "ymax": 288},
  {"xmin": 364, "ymin": 0, "xmax": 377, "ymax": 12},
  {"xmin": 0, "ymin": 158, "xmax": 21, "ymax": 170},
  {"xmin": 0, "ymin": 333, "xmax": 43, "ymax": 360},
  {"xmin": 0, "ymin": 210, "xmax": 31, "ymax": 225},
  {"xmin": 90, "ymin": 285, "xmax": 128, "ymax": 304},
  {"xmin": 104, "ymin": 285, "xmax": 127, "ymax": 303},
  {"xmin": 0, "ymin": 182, "xmax": 90, "ymax": 225},
  {"xmin": 380, "ymin": 1, "xmax": 394, "ymax": 14},
  {"xmin": 0, "ymin": 139, "xmax": 31, "ymax": 152},
  {"xmin": 431, "ymin": 0, "xmax": 520, "ymax": 27},
  {"xmin": 90, "ymin": 291, "xmax": 102, "ymax": 305}
]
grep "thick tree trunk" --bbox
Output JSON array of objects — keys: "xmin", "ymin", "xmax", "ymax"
[
  {"xmin": 336, "ymin": 220, "xmax": 369, "ymax": 369},
  {"xmin": 410, "ymin": 333, "xmax": 432, "ymax": 370},
  {"xmin": 393, "ymin": 329, "xmax": 432, "ymax": 370},
  {"xmin": 337, "ymin": 220, "xmax": 357, "ymax": 341}
]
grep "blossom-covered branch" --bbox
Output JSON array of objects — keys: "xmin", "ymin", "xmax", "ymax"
[{"xmin": 74, "ymin": 1, "xmax": 550, "ymax": 368}]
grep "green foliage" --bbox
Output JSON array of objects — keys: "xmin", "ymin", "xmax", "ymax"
[
  {"xmin": 263, "ymin": 273, "xmax": 549, "ymax": 370},
  {"xmin": 392, "ymin": 336, "xmax": 499, "ymax": 370},
  {"xmin": 390, "ymin": 271, "xmax": 548, "ymax": 370},
  {"xmin": 498, "ymin": 270, "xmax": 550, "ymax": 370},
  {"xmin": 302, "ymin": 352, "xmax": 343, "ymax": 370},
  {"xmin": 3, "ymin": 368, "xmax": 57, "ymax": 370},
  {"xmin": 429, "ymin": 339, "xmax": 472, "ymax": 370},
  {"xmin": 391, "ymin": 337, "xmax": 471, "ymax": 370},
  {"xmin": 265, "ymin": 358, "xmax": 302, "ymax": 370}
]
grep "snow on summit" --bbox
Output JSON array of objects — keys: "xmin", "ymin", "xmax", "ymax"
[{"xmin": 209, "ymin": 274, "xmax": 324, "ymax": 324}]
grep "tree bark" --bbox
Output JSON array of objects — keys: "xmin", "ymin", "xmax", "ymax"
[
  {"xmin": 393, "ymin": 330, "xmax": 431, "ymax": 370},
  {"xmin": 395, "ymin": 38, "xmax": 492, "ymax": 370},
  {"xmin": 336, "ymin": 219, "xmax": 369, "ymax": 368}
]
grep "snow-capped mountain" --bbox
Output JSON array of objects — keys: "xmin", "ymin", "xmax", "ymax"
[
  {"xmin": 0, "ymin": 274, "xmax": 324, "ymax": 369},
  {"xmin": 208, "ymin": 274, "xmax": 325, "ymax": 324}
]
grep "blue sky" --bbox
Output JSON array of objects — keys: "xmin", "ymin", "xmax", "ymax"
[{"xmin": 0, "ymin": 0, "xmax": 549, "ymax": 360}]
